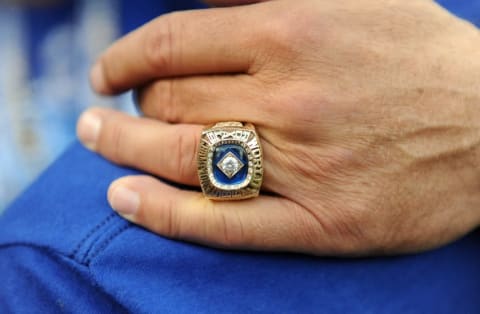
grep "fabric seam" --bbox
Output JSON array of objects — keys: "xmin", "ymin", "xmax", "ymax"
[
  {"xmin": 70, "ymin": 213, "xmax": 117, "ymax": 259},
  {"xmin": 85, "ymin": 224, "xmax": 131, "ymax": 266}
]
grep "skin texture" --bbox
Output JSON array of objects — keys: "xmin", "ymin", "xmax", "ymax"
[
  {"xmin": 203, "ymin": 0, "xmax": 265, "ymax": 6},
  {"xmin": 77, "ymin": 0, "xmax": 480, "ymax": 256}
]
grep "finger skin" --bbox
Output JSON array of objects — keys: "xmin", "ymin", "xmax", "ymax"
[
  {"xmin": 204, "ymin": 0, "xmax": 267, "ymax": 7},
  {"xmin": 136, "ymin": 75, "xmax": 267, "ymax": 124},
  {"xmin": 77, "ymin": 107, "xmax": 281, "ymax": 192},
  {"xmin": 76, "ymin": 107, "xmax": 202, "ymax": 185},
  {"xmin": 91, "ymin": 6, "xmax": 261, "ymax": 95},
  {"xmin": 108, "ymin": 175, "xmax": 318, "ymax": 252}
]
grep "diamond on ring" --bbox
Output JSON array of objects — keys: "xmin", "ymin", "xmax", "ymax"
[{"xmin": 217, "ymin": 151, "xmax": 245, "ymax": 179}]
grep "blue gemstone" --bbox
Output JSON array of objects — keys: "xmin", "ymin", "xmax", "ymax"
[{"xmin": 212, "ymin": 144, "xmax": 249, "ymax": 185}]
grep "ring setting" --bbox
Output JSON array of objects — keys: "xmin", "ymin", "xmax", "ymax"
[{"xmin": 197, "ymin": 122, "xmax": 263, "ymax": 200}]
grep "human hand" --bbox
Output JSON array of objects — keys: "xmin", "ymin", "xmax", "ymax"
[{"xmin": 78, "ymin": 0, "xmax": 480, "ymax": 256}]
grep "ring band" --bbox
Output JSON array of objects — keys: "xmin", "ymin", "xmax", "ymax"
[{"xmin": 197, "ymin": 122, "xmax": 263, "ymax": 201}]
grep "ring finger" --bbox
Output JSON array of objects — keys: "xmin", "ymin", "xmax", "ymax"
[
  {"xmin": 76, "ymin": 107, "xmax": 278, "ymax": 189},
  {"xmin": 77, "ymin": 107, "xmax": 202, "ymax": 185},
  {"xmin": 135, "ymin": 74, "xmax": 269, "ymax": 125}
]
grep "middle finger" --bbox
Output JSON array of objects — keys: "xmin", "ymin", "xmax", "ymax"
[{"xmin": 136, "ymin": 74, "xmax": 268, "ymax": 125}]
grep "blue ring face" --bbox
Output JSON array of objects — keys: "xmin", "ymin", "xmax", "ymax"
[{"xmin": 212, "ymin": 144, "xmax": 249, "ymax": 185}]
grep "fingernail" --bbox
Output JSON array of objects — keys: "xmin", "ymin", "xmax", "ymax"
[
  {"xmin": 90, "ymin": 62, "xmax": 107, "ymax": 94},
  {"xmin": 109, "ymin": 186, "xmax": 140, "ymax": 216},
  {"xmin": 77, "ymin": 111, "xmax": 101, "ymax": 151}
]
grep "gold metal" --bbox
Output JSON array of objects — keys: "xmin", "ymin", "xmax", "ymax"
[{"xmin": 197, "ymin": 122, "xmax": 263, "ymax": 201}]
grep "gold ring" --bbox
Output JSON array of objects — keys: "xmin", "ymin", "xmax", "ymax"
[{"xmin": 197, "ymin": 122, "xmax": 263, "ymax": 200}]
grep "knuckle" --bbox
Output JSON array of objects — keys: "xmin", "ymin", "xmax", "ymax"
[
  {"xmin": 214, "ymin": 208, "xmax": 247, "ymax": 248},
  {"xmin": 246, "ymin": 18, "xmax": 300, "ymax": 71},
  {"xmin": 267, "ymin": 87, "xmax": 326, "ymax": 132},
  {"xmin": 174, "ymin": 129, "xmax": 199, "ymax": 182},
  {"xmin": 154, "ymin": 80, "xmax": 179, "ymax": 122},
  {"xmin": 258, "ymin": 8, "xmax": 310, "ymax": 52},
  {"xmin": 161, "ymin": 196, "xmax": 181, "ymax": 238},
  {"xmin": 99, "ymin": 119, "xmax": 129, "ymax": 165},
  {"xmin": 144, "ymin": 13, "xmax": 175, "ymax": 73}
]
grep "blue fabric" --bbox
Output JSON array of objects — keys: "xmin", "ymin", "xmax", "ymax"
[
  {"xmin": 437, "ymin": 0, "xmax": 480, "ymax": 26},
  {"xmin": 1, "ymin": 143, "xmax": 479, "ymax": 313},
  {"xmin": 0, "ymin": 0, "xmax": 206, "ymax": 211}
]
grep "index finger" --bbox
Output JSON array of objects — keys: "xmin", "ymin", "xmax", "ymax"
[{"xmin": 91, "ymin": 6, "xmax": 262, "ymax": 95}]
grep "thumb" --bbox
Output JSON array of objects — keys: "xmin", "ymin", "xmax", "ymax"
[{"xmin": 107, "ymin": 175, "xmax": 314, "ymax": 251}]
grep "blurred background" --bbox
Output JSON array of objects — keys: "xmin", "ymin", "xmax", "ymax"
[
  {"xmin": 0, "ymin": 0, "xmax": 204, "ymax": 212},
  {"xmin": 0, "ymin": 0, "xmax": 478, "ymax": 212}
]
